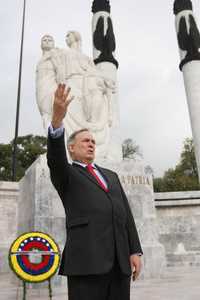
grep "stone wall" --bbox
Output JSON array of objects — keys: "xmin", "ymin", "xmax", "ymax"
[
  {"xmin": 1, "ymin": 174, "xmax": 200, "ymax": 277},
  {"xmin": 155, "ymin": 191, "xmax": 200, "ymax": 267},
  {"xmin": 0, "ymin": 181, "xmax": 19, "ymax": 274},
  {"xmin": 18, "ymin": 155, "xmax": 66, "ymax": 245}
]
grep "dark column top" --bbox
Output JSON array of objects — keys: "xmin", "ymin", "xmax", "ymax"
[
  {"xmin": 92, "ymin": 0, "xmax": 111, "ymax": 13},
  {"xmin": 174, "ymin": 0, "xmax": 193, "ymax": 15}
]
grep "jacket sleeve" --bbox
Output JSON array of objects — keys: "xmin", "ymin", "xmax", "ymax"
[
  {"xmin": 117, "ymin": 176, "xmax": 143, "ymax": 256},
  {"xmin": 47, "ymin": 130, "xmax": 69, "ymax": 199}
]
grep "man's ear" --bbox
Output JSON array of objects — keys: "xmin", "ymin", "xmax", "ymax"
[{"xmin": 68, "ymin": 144, "xmax": 74, "ymax": 155}]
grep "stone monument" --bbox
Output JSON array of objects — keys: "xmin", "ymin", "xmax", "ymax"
[
  {"xmin": 36, "ymin": 5, "xmax": 121, "ymax": 163},
  {"xmin": 19, "ymin": 0, "xmax": 166, "ymax": 287},
  {"xmin": 174, "ymin": 0, "xmax": 200, "ymax": 180}
]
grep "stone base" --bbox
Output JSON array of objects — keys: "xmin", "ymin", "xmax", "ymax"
[
  {"xmin": 109, "ymin": 158, "xmax": 166, "ymax": 279},
  {"xmin": 0, "ymin": 182, "xmax": 19, "ymax": 274},
  {"xmin": 166, "ymin": 252, "xmax": 200, "ymax": 267},
  {"xmin": 1, "ymin": 247, "xmax": 12, "ymax": 274},
  {"xmin": 141, "ymin": 245, "xmax": 166, "ymax": 279}
]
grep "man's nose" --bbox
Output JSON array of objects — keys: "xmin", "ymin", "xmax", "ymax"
[{"xmin": 88, "ymin": 141, "xmax": 94, "ymax": 147}]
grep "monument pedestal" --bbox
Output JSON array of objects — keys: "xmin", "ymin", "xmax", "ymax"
[
  {"xmin": 101, "ymin": 158, "xmax": 166, "ymax": 278},
  {"xmin": 18, "ymin": 155, "xmax": 67, "ymax": 287},
  {"xmin": 18, "ymin": 155, "xmax": 166, "ymax": 281},
  {"xmin": 0, "ymin": 182, "xmax": 19, "ymax": 274}
]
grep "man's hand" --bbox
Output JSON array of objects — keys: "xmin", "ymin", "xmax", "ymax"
[
  {"xmin": 52, "ymin": 84, "xmax": 73, "ymax": 129},
  {"xmin": 130, "ymin": 254, "xmax": 142, "ymax": 281}
]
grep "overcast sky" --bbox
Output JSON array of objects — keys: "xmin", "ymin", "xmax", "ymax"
[{"xmin": 1, "ymin": 0, "xmax": 200, "ymax": 176}]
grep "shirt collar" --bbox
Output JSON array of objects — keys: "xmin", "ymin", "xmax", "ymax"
[{"xmin": 73, "ymin": 160, "xmax": 96, "ymax": 169}]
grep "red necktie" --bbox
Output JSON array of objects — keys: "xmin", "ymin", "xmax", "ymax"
[{"xmin": 86, "ymin": 164, "xmax": 108, "ymax": 192}]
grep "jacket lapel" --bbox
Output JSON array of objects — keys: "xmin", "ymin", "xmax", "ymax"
[
  {"xmin": 72, "ymin": 163, "xmax": 110, "ymax": 192},
  {"xmin": 72, "ymin": 163, "xmax": 102, "ymax": 190}
]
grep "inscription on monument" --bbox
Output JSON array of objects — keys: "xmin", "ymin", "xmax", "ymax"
[{"xmin": 119, "ymin": 175, "xmax": 151, "ymax": 186}]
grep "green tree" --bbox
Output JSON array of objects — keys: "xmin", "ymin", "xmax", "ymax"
[
  {"xmin": 122, "ymin": 138, "xmax": 142, "ymax": 159},
  {"xmin": 0, "ymin": 135, "xmax": 47, "ymax": 181},
  {"xmin": 179, "ymin": 138, "xmax": 198, "ymax": 177},
  {"xmin": 153, "ymin": 138, "xmax": 200, "ymax": 192}
]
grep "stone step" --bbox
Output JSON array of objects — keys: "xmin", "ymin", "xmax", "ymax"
[{"xmin": 166, "ymin": 252, "xmax": 200, "ymax": 267}]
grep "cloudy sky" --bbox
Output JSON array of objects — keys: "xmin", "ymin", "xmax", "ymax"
[{"xmin": 1, "ymin": 0, "xmax": 200, "ymax": 176}]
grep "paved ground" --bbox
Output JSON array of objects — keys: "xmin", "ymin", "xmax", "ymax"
[
  {"xmin": 0, "ymin": 267, "xmax": 200, "ymax": 300},
  {"xmin": 131, "ymin": 266, "xmax": 200, "ymax": 300}
]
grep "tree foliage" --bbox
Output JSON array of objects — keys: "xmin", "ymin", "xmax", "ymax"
[
  {"xmin": 0, "ymin": 135, "xmax": 47, "ymax": 181},
  {"xmin": 154, "ymin": 138, "xmax": 200, "ymax": 192},
  {"xmin": 122, "ymin": 138, "xmax": 142, "ymax": 159}
]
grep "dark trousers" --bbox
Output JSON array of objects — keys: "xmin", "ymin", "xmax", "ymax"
[{"xmin": 67, "ymin": 258, "xmax": 131, "ymax": 300}]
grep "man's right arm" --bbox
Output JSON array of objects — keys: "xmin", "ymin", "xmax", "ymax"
[{"xmin": 47, "ymin": 84, "xmax": 73, "ymax": 198}]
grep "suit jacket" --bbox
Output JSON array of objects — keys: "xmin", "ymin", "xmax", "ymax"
[{"xmin": 47, "ymin": 132, "xmax": 142, "ymax": 276}]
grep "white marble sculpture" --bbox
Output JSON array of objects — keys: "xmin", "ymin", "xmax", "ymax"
[
  {"xmin": 36, "ymin": 32, "xmax": 116, "ymax": 160},
  {"xmin": 36, "ymin": 35, "xmax": 60, "ymax": 132}
]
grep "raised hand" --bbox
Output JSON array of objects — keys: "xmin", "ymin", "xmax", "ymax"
[{"xmin": 52, "ymin": 84, "xmax": 73, "ymax": 129}]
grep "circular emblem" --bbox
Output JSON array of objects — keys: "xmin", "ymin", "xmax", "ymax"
[{"xmin": 9, "ymin": 232, "xmax": 60, "ymax": 283}]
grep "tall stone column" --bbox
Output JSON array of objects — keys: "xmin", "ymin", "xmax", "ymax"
[
  {"xmin": 92, "ymin": 0, "xmax": 118, "ymax": 79},
  {"xmin": 91, "ymin": 0, "xmax": 122, "ymax": 164},
  {"xmin": 174, "ymin": 0, "xmax": 200, "ymax": 180}
]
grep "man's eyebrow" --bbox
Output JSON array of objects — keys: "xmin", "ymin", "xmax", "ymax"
[{"xmin": 82, "ymin": 138, "xmax": 96, "ymax": 143}]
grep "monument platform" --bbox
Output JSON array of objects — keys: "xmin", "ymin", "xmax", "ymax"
[{"xmin": 1, "ymin": 266, "xmax": 199, "ymax": 299}]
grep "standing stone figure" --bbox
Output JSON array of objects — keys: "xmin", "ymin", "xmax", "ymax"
[{"xmin": 36, "ymin": 35, "xmax": 60, "ymax": 132}]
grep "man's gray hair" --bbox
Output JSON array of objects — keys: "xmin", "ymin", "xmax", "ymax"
[{"xmin": 67, "ymin": 128, "xmax": 89, "ymax": 147}]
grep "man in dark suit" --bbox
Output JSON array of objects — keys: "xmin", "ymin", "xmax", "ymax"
[{"xmin": 47, "ymin": 84, "xmax": 143, "ymax": 300}]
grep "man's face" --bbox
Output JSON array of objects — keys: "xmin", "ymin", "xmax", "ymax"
[
  {"xmin": 69, "ymin": 131, "xmax": 96, "ymax": 163},
  {"xmin": 41, "ymin": 35, "xmax": 54, "ymax": 51}
]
